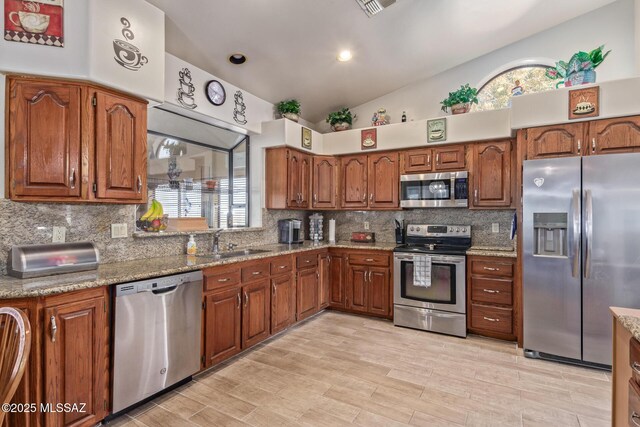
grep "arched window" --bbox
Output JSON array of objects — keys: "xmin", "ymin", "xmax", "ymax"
[{"xmin": 473, "ymin": 65, "xmax": 556, "ymax": 112}]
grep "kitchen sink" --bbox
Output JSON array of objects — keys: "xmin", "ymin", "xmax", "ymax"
[{"xmin": 196, "ymin": 248, "xmax": 271, "ymax": 260}]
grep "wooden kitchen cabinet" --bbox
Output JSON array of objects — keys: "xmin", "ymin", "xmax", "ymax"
[
  {"xmin": 433, "ymin": 144, "xmax": 466, "ymax": 170},
  {"xmin": 241, "ymin": 279, "xmax": 271, "ymax": 349},
  {"xmin": 400, "ymin": 148, "xmax": 433, "ymax": 174},
  {"xmin": 265, "ymin": 147, "xmax": 311, "ymax": 209},
  {"xmin": 204, "ymin": 287, "xmax": 242, "ymax": 367},
  {"xmin": 43, "ymin": 287, "xmax": 109, "ymax": 427},
  {"xmin": 344, "ymin": 251, "xmax": 392, "ymax": 318},
  {"xmin": 312, "ymin": 156, "xmax": 339, "ymax": 209},
  {"xmin": 7, "ymin": 76, "xmax": 148, "ymax": 203},
  {"xmin": 524, "ymin": 123, "xmax": 586, "ymax": 159},
  {"xmin": 93, "ymin": 90, "xmax": 147, "ymax": 202},
  {"xmin": 368, "ymin": 152, "xmax": 399, "ymax": 208},
  {"xmin": 470, "ymin": 140, "xmax": 513, "ymax": 208},
  {"xmin": 346, "ymin": 265, "xmax": 369, "ymax": 314},
  {"xmin": 319, "ymin": 252, "xmax": 331, "ymax": 309},
  {"xmin": 271, "ymin": 272, "xmax": 295, "ymax": 334},
  {"xmin": 296, "ymin": 266, "xmax": 319, "ymax": 321},
  {"xmin": 328, "ymin": 252, "xmax": 345, "ymax": 309},
  {"xmin": 368, "ymin": 267, "xmax": 390, "ymax": 317},
  {"xmin": 287, "ymin": 150, "xmax": 311, "ymax": 209},
  {"xmin": 340, "ymin": 154, "xmax": 368, "ymax": 209},
  {"xmin": 589, "ymin": 116, "xmax": 640, "ymax": 155}
]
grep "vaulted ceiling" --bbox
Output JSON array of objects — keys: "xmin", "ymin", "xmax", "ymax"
[{"xmin": 148, "ymin": 0, "xmax": 617, "ymax": 122}]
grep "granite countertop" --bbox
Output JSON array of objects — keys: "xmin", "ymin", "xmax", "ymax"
[
  {"xmin": 466, "ymin": 246, "xmax": 517, "ymax": 258},
  {"xmin": 612, "ymin": 307, "xmax": 640, "ymax": 342},
  {"xmin": 0, "ymin": 241, "xmax": 396, "ymax": 299}
]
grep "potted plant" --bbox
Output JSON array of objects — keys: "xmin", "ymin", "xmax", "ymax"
[
  {"xmin": 545, "ymin": 45, "xmax": 611, "ymax": 88},
  {"xmin": 326, "ymin": 107, "xmax": 356, "ymax": 131},
  {"xmin": 440, "ymin": 84, "xmax": 479, "ymax": 114},
  {"xmin": 276, "ymin": 99, "xmax": 301, "ymax": 122}
]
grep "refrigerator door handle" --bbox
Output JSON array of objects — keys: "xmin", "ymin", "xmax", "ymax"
[
  {"xmin": 584, "ymin": 189, "xmax": 593, "ymax": 279},
  {"xmin": 571, "ymin": 189, "xmax": 580, "ymax": 278}
]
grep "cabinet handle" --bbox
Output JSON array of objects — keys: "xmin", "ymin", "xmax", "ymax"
[
  {"xmin": 361, "ymin": 193, "xmax": 366, "ymax": 202},
  {"xmin": 305, "ymin": 260, "xmax": 310, "ymax": 263},
  {"xmin": 365, "ymin": 258, "xmax": 374, "ymax": 262},
  {"xmin": 482, "ymin": 289, "xmax": 500, "ymax": 294},
  {"xmin": 252, "ymin": 271, "xmax": 261, "ymax": 276},
  {"xmin": 236, "ymin": 293, "xmax": 241, "ymax": 308},
  {"xmin": 577, "ymin": 139, "xmax": 581, "ymax": 154},
  {"xmin": 317, "ymin": 271, "xmax": 320, "ymax": 279},
  {"xmin": 50, "ymin": 315, "xmax": 57, "ymax": 343},
  {"xmin": 474, "ymin": 189, "xmax": 478, "ymax": 204},
  {"xmin": 244, "ymin": 292, "xmax": 248, "ymax": 307},
  {"xmin": 272, "ymin": 284, "xmax": 276, "ymax": 296},
  {"xmin": 427, "ymin": 155, "xmax": 431, "ymax": 165},
  {"xmin": 592, "ymin": 138, "xmax": 596, "ymax": 153},
  {"xmin": 483, "ymin": 267, "xmax": 499, "ymax": 271},
  {"xmin": 137, "ymin": 175, "xmax": 142, "ymax": 193},
  {"xmin": 218, "ymin": 278, "xmax": 230, "ymax": 283},
  {"xmin": 436, "ymin": 153, "xmax": 440, "ymax": 164},
  {"xmin": 69, "ymin": 168, "xmax": 76, "ymax": 189},
  {"xmin": 632, "ymin": 362, "xmax": 640, "ymax": 375},
  {"xmin": 313, "ymin": 194, "xmax": 318, "ymax": 204},
  {"xmin": 369, "ymin": 193, "xmax": 373, "ymax": 202},
  {"xmin": 279, "ymin": 265, "xmax": 286, "ymax": 269},
  {"xmin": 483, "ymin": 316, "xmax": 499, "ymax": 322},
  {"xmin": 631, "ymin": 412, "xmax": 640, "ymax": 427}
]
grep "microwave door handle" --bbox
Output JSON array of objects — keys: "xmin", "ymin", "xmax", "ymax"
[
  {"xmin": 451, "ymin": 177, "xmax": 456, "ymax": 201},
  {"xmin": 571, "ymin": 189, "xmax": 580, "ymax": 278},
  {"xmin": 584, "ymin": 189, "xmax": 593, "ymax": 279}
]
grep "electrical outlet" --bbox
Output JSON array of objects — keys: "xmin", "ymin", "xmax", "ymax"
[
  {"xmin": 363, "ymin": 221, "xmax": 370, "ymax": 230},
  {"xmin": 492, "ymin": 223, "xmax": 500, "ymax": 233},
  {"xmin": 52, "ymin": 226, "xmax": 66, "ymax": 243},
  {"xmin": 111, "ymin": 223, "xmax": 128, "ymax": 239}
]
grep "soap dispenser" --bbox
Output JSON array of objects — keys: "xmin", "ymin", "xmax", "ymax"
[{"xmin": 187, "ymin": 234, "xmax": 197, "ymax": 255}]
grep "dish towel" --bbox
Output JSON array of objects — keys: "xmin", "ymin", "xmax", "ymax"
[{"xmin": 413, "ymin": 255, "xmax": 432, "ymax": 288}]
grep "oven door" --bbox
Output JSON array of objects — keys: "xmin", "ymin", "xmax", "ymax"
[
  {"xmin": 400, "ymin": 172, "xmax": 468, "ymax": 208},
  {"xmin": 393, "ymin": 253, "xmax": 466, "ymax": 314}
]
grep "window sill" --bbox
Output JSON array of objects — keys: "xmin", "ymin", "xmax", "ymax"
[{"xmin": 132, "ymin": 227, "xmax": 265, "ymax": 238}]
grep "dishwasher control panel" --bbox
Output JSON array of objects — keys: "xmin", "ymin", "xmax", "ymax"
[{"xmin": 115, "ymin": 270, "xmax": 203, "ymax": 296}]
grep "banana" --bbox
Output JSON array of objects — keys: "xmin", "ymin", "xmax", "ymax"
[
  {"xmin": 140, "ymin": 201, "xmax": 156, "ymax": 221},
  {"xmin": 154, "ymin": 200, "xmax": 164, "ymax": 218}
]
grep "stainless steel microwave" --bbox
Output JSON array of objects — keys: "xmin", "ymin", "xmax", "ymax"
[{"xmin": 400, "ymin": 171, "xmax": 468, "ymax": 208}]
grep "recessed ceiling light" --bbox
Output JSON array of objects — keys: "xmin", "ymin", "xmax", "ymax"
[
  {"xmin": 228, "ymin": 53, "xmax": 247, "ymax": 65},
  {"xmin": 337, "ymin": 50, "xmax": 353, "ymax": 62}
]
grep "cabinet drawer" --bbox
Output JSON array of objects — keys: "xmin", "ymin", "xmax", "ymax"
[
  {"xmin": 297, "ymin": 252, "xmax": 318, "ymax": 269},
  {"xmin": 204, "ymin": 267, "xmax": 241, "ymax": 291},
  {"xmin": 348, "ymin": 252, "xmax": 390, "ymax": 267},
  {"xmin": 629, "ymin": 379, "xmax": 640, "ymax": 426},
  {"xmin": 471, "ymin": 277, "xmax": 513, "ymax": 306},
  {"xmin": 470, "ymin": 304, "xmax": 513, "ymax": 335},
  {"xmin": 630, "ymin": 338, "xmax": 640, "ymax": 386},
  {"xmin": 470, "ymin": 259, "xmax": 514, "ymax": 278},
  {"xmin": 241, "ymin": 262, "xmax": 270, "ymax": 282},
  {"xmin": 270, "ymin": 256, "xmax": 293, "ymax": 275}
]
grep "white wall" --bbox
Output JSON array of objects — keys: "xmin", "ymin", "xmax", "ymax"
[{"xmin": 316, "ymin": 0, "xmax": 637, "ymax": 131}]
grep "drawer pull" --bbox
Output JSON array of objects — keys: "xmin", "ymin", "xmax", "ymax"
[
  {"xmin": 483, "ymin": 316, "xmax": 499, "ymax": 322},
  {"xmin": 482, "ymin": 289, "xmax": 500, "ymax": 294},
  {"xmin": 279, "ymin": 265, "xmax": 286, "ymax": 269},
  {"xmin": 218, "ymin": 278, "xmax": 230, "ymax": 283},
  {"xmin": 252, "ymin": 271, "xmax": 261, "ymax": 275},
  {"xmin": 632, "ymin": 412, "xmax": 640, "ymax": 427},
  {"xmin": 365, "ymin": 258, "xmax": 375, "ymax": 262},
  {"xmin": 483, "ymin": 267, "xmax": 499, "ymax": 271},
  {"xmin": 632, "ymin": 362, "xmax": 640, "ymax": 375},
  {"xmin": 305, "ymin": 260, "xmax": 310, "ymax": 263}
]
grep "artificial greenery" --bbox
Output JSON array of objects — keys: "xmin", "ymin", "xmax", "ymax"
[
  {"xmin": 276, "ymin": 99, "xmax": 301, "ymax": 115},
  {"xmin": 545, "ymin": 45, "xmax": 611, "ymax": 81},
  {"xmin": 326, "ymin": 107, "xmax": 356, "ymax": 126},
  {"xmin": 440, "ymin": 84, "xmax": 479, "ymax": 112}
]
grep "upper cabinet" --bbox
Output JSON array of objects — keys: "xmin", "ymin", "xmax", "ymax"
[
  {"xmin": 589, "ymin": 116, "xmax": 640, "ymax": 155},
  {"xmin": 312, "ymin": 156, "xmax": 339, "ymax": 209},
  {"xmin": 400, "ymin": 148, "xmax": 433, "ymax": 174},
  {"xmin": 434, "ymin": 145, "xmax": 466, "ymax": 171},
  {"xmin": 368, "ymin": 152, "xmax": 399, "ymax": 208},
  {"xmin": 265, "ymin": 147, "xmax": 311, "ymax": 209},
  {"xmin": 400, "ymin": 145, "xmax": 466, "ymax": 174},
  {"xmin": 524, "ymin": 123, "xmax": 586, "ymax": 159},
  {"xmin": 470, "ymin": 140, "xmax": 514, "ymax": 209},
  {"xmin": 7, "ymin": 76, "xmax": 148, "ymax": 203},
  {"xmin": 340, "ymin": 155, "xmax": 368, "ymax": 209}
]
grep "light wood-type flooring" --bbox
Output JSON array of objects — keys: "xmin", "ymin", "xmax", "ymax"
[{"xmin": 106, "ymin": 311, "xmax": 611, "ymax": 427}]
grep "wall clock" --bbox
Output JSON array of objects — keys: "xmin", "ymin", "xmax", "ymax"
[{"xmin": 205, "ymin": 80, "xmax": 226, "ymax": 106}]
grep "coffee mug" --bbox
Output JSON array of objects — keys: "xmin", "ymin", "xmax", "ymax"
[
  {"xmin": 113, "ymin": 39, "xmax": 148, "ymax": 71},
  {"xmin": 9, "ymin": 11, "xmax": 50, "ymax": 34}
]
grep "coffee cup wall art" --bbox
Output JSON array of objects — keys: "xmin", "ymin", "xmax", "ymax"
[{"xmin": 4, "ymin": 0, "xmax": 63, "ymax": 47}]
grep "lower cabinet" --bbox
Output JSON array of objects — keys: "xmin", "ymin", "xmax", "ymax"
[
  {"xmin": 368, "ymin": 267, "xmax": 390, "ymax": 317},
  {"xmin": 328, "ymin": 252, "xmax": 346, "ymax": 308},
  {"xmin": 346, "ymin": 265, "xmax": 368, "ymax": 314},
  {"xmin": 271, "ymin": 273, "xmax": 295, "ymax": 334},
  {"xmin": 241, "ymin": 279, "xmax": 271, "ymax": 349},
  {"xmin": 204, "ymin": 287, "xmax": 242, "ymax": 367},
  {"xmin": 297, "ymin": 266, "xmax": 319, "ymax": 321}
]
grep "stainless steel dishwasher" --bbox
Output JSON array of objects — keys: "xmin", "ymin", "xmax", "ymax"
[{"xmin": 112, "ymin": 271, "xmax": 202, "ymax": 414}]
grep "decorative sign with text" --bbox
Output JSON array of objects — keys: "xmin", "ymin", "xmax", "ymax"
[{"xmin": 4, "ymin": 0, "xmax": 63, "ymax": 47}]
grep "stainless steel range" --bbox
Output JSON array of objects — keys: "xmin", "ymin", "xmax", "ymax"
[{"xmin": 393, "ymin": 224, "xmax": 471, "ymax": 338}]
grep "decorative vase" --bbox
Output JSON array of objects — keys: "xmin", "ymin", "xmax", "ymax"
[
  {"xmin": 331, "ymin": 122, "xmax": 351, "ymax": 132},
  {"xmin": 450, "ymin": 103, "xmax": 470, "ymax": 115},
  {"xmin": 281, "ymin": 112, "xmax": 299, "ymax": 122},
  {"xmin": 564, "ymin": 70, "xmax": 596, "ymax": 87}
]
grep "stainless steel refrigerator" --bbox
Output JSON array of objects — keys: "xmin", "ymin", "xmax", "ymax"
[{"xmin": 523, "ymin": 153, "xmax": 640, "ymax": 367}]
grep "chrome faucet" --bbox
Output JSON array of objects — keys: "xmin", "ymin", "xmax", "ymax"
[{"xmin": 212, "ymin": 229, "xmax": 223, "ymax": 255}]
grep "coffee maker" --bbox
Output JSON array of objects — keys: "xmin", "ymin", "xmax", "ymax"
[{"xmin": 278, "ymin": 219, "xmax": 303, "ymax": 244}]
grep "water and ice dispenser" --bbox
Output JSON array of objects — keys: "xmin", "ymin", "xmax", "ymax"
[{"xmin": 533, "ymin": 213, "xmax": 568, "ymax": 257}]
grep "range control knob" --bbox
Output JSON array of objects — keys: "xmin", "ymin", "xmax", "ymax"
[
  {"xmin": 409, "ymin": 227, "xmax": 415, "ymax": 232},
  {"xmin": 456, "ymin": 228, "xmax": 460, "ymax": 232},
  {"xmin": 416, "ymin": 227, "xmax": 421, "ymax": 232},
  {"xmin": 462, "ymin": 227, "xmax": 467, "ymax": 233},
  {"xmin": 448, "ymin": 227, "xmax": 453, "ymax": 232}
]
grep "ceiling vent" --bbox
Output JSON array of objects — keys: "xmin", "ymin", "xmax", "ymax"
[{"xmin": 355, "ymin": 0, "xmax": 396, "ymax": 17}]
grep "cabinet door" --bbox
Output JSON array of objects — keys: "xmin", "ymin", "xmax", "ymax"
[
  {"xmin": 43, "ymin": 295, "xmax": 107, "ymax": 427},
  {"xmin": 434, "ymin": 145, "xmax": 466, "ymax": 170},
  {"xmin": 590, "ymin": 116, "xmax": 640, "ymax": 155},
  {"xmin": 94, "ymin": 90, "xmax": 147, "ymax": 202},
  {"xmin": 525, "ymin": 123, "xmax": 586, "ymax": 159},
  {"xmin": 271, "ymin": 274, "xmax": 295, "ymax": 334},
  {"xmin": 401, "ymin": 148, "xmax": 433, "ymax": 174},
  {"xmin": 286, "ymin": 150, "xmax": 310, "ymax": 209},
  {"xmin": 8, "ymin": 78, "xmax": 82, "ymax": 199},
  {"xmin": 368, "ymin": 152, "xmax": 399, "ymax": 209},
  {"xmin": 329, "ymin": 254, "xmax": 345, "ymax": 308},
  {"xmin": 341, "ymin": 155, "xmax": 368, "ymax": 208},
  {"xmin": 471, "ymin": 140, "xmax": 512, "ymax": 208},
  {"xmin": 347, "ymin": 265, "xmax": 368, "ymax": 313},
  {"xmin": 368, "ymin": 267, "xmax": 390, "ymax": 317},
  {"xmin": 318, "ymin": 253, "xmax": 331, "ymax": 309},
  {"xmin": 242, "ymin": 280, "xmax": 271, "ymax": 349},
  {"xmin": 205, "ymin": 288, "xmax": 241, "ymax": 367},
  {"xmin": 312, "ymin": 156, "xmax": 338, "ymax": 209},
  {"xmin": 297, "ymin": 268, "xmax": 319, "ymax": 321}
]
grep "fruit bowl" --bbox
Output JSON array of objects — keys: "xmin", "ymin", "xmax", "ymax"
[{"xmin": 137, "ymin": 200, "xmax": 168, "ymax": 232}]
